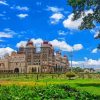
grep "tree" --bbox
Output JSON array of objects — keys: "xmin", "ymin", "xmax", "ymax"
[
  {"xmin": 72, "ymin": 67, "xmax": 84, "ymax": 73},
  {"xmin": 68, "ymin": 0, "xmax": 100, "ymax": 49},
  {"xmin": 95, "ymin": 30, "xmax": 100, "ymax": 49}
]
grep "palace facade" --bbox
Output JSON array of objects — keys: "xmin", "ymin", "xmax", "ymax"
[{"xmin": 0, "ymin": 40, "xmax": 69, "ymax": 73}]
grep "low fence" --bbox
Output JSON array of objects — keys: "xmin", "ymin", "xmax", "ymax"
[
  {"xmin": 0, "ymin": 73, "xmax": 66, "ymax": 80},
  {"xmin": 0, "ymin": 73, "xmax": 100, "ymax": 80}
]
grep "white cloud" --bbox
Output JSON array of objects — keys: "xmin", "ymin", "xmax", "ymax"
[
  {"xmin": 86, "ymin": 59, "xmax": 100, "ymax": 66},
  {"xmin": 0, "ymin": 28, "xmax": 16, "ymax": 38},
  {"xmin": 16, "ymin": 38, "xmax": 43, "ymax": 47},
  {"xmin": 16, "ymin": 41, "xmax": 27, "ymax": 47},
  {"xmin": 31, "ymin": 38, "xmax": 43, "ymax": 44},
  {"xmin": 16, "ymin": 38, "xmax": 83, "ymax": 52},
  {"xmin": 0, "ymin": 47, "xmax": 14, "ymax": 57},
  {"xmin": 63, "ymin": 9, "xmax": 93, "ymax": 30},
  {"xmin": 63, "ymin": 13, "xmax": 82, "ymax": 30},
  {"xmin": 91, "ymin": 48, "xmax": 98, "ymax": 53},
  {"xmin": 71, "ymin": 59, "xmax": 100, "ymax": 68},
  {"xmin": 16, "ymin": 6, "xmax": 29, "ymax": 11},
  {"xmin": 73, "ymin": 44, "xmax": 83, "ymax": 51},
  {"xmin": 50, "ymin": 13, "xmax": 64, "ymax": 24},
  {"xmin": 47, "ymin": 6, "xmax": 63, "ymax": 13},
  {"xmin": 50, "ymin": 39, "xmax": 73, "ymax": 52},
  {"xmin": 0, "ymin": 1, "xmax": 8, "ymax": 5},
  {"xmin": 47, "ymin": 6, "xmax": 64, "ymax": 24},
  {"xmin": 17, "ymin": 14, "xmax": 28, "ymax": 18},
  {"xmin": 50, "ymin": 39, "xmax": 83, "ymax": 52},
  {"xmin": 0, "ymin": 32, "xmax": 12, "ymax": 38},
  {"xmin": 58, "ymin": 30, "xmax": 67, "ymax": 35},
  {"xmin": 11, "ymin": 6, "xmax": 29, "ymax": 11},
  {"xmin": 94, "ymin": 31, "xmax": 100, "ymax": 38},
  {"xmin": 58, "ymin": 37, "xmax": 65, "ymax": 41},
  {"xmin": 72, "ymin": 61, "xmax": 82, "ymax": 65}
]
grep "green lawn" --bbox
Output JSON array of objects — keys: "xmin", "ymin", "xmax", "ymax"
[{"xmin": 0, "ymin": 73, "xmax": 100, "ymax": 96}]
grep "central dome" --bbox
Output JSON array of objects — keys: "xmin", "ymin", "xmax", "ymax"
[{"xmin": 26, "ymin": 39, "xmax": 34, "ymax": 46}]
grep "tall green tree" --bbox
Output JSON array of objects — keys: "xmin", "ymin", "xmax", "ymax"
[{"xmin": 68, "ymin": 0, "xmax": 100, "ymax": 49}]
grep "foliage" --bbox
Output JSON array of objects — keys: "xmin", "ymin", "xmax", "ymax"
[
  {"xmin": 0, "ymin": 85, "xmax": 100, "ymax": 100},
  {"xmin": 97, "ymin": 45, "xmax": 100, "ymax": 49},
  {"xmin": 0, "ymin": 73, "xmax": 100, "ymax": 95},
  {"xmin": 66, "ymin": 72, "xmax": 76, "ymax": 80},
  {"xmin": 68, "ymin": 0, "xmax": 100, "ymax": 29},
  {"xmin": 72, "ymin": 67, "xmax": 84, "ymax": 73},
  {"xmin": 68, "ymin": 0, "xmax": 100, "ymax": 48}
]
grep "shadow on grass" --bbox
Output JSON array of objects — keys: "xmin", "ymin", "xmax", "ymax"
[{"xmin": 76, "ymin": 83, "xmax": 100, "ymax": 87}]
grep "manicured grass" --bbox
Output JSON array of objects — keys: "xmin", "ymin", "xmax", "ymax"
[{"xmin": 0, "ymin": 74, "xmax": 100, "ymax": 96}]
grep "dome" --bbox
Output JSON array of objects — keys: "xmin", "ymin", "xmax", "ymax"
[
  {"xmin": 26, "ymin": 39, "xmax": 33, "ymax": 46},
  {"xmin": 11, "ymin": 51, "xmax": 17, "ymax": 55},
  {"xmin": 49, "ymin": 43, "xmax": 52, "ymax": 47},
  {"xmin": 20, "ymin": 44, "xmax": 24, "ymax": 48},
  {"xmin": 64, "ymin": 55, "xmax": 67, "ymax": 57},
  {"xmin": 43, "ymin": 41, "xmax": 48, "ymax": 44}
]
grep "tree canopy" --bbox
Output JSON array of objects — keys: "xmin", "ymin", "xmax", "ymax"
[{"xmin": 68, "ymin": 0, "xmax": 100, "ymax": 49}]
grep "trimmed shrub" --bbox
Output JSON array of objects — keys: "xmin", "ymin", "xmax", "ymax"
[{"xmin": 66, "ymin": 72, "xmax": 76, "ymax": 80}]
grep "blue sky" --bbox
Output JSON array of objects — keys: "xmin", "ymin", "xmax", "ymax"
[{"xmin": 0, "ymin": 0, "xmax": 100, "ymax": 67}]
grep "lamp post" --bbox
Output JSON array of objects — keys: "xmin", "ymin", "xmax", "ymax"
[
  {"xmin": 81, "ymin": 62, "xmax": 85, "ymax": 79},
  {"xmin": 70, "ymin": 50, "xmax": 73, "ymax": 72},
  {"xmin": 59, "ymin": 46, "xmax": 62, "ymax": 73}
]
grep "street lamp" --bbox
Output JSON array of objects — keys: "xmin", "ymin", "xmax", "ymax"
[
  {"xmin": 70, "ymin": 50, "xmax": 73, "ymax": 72},
  {"xmin": 59, "ymin": 46, "xmax": 62, "ymax": 73}
]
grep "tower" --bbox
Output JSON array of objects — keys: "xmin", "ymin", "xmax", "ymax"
[
  {"xmin": 18, "ymin": 45, "xmax": 25, "ymax": 54},
  {"xmin": 25, "ymin": 40, "xmax": 36, "ymax": 65},
  {"xmin": 40, "ymin": 41, "xmax": 54, "ymax": 72}
]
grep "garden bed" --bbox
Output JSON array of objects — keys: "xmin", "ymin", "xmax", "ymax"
[{"xmin": 0, "ymin": 84, "xmax": 100, "ymax": 100}]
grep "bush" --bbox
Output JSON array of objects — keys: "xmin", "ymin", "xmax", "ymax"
[
  {"xmin": 66, "ymin": 72, "xmax": 76, "ymax": 80},
  {"xmin": 0, "ymin": 85, "xmax": 99, "ymax": 100}
]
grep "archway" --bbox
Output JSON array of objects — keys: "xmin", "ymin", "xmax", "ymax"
[
  {"xmin": 14, "ymin": 68, "xmax": 19, "ymax": 73},
  {"xmin": 32, "ymin": 67, "xmax": 36, "ymax": 73}
]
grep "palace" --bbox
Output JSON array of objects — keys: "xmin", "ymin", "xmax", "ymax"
[{"xmin": 0, "ymin": 40, "xmax": 69, "ymax": 73}]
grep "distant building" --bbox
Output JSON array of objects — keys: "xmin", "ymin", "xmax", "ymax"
[
  {"xmin": 84, "ymin": 68, "xmax": 95, "ymax": 73},
  {"xmin": 0, "ymin": 40, "xmax": 69, "ymax": 73},
  {"xmin": 0, "ymin": 58, "xmax": 9, "ymax": 73},
  {"xmin": 95, "ymin": 68, "xmax": 100, "ymax": 73}
]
